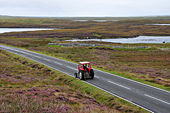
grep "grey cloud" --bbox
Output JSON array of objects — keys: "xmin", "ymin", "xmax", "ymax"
[{"xmin": 0, "ymin": 0, "xmax": 170, "ymax": 17}]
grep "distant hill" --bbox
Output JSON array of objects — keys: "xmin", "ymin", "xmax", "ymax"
[
  {"xmin": 0, "ymin": 15, "xmax": 10, "ymax": 17},
  {"xmin": 0, "ymin": 15, "xmax": 170, "ymax": 20},
  {"xmin": 58, "ymin": 16, "xmax": 170, "ymax": 21}
]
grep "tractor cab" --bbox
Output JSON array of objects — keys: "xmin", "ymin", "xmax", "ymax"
[
  {"xmin": 78, "ymin": 62, "xmax": 91, "ymax": 73},
  {"xmin": 74, "ymin": 62, "xmax": 94, "ymax": 80}
]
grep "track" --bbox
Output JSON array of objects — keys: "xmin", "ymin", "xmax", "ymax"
[{"xmin": 0, "ymin": 45, "xmax": 170, "ymax": 113}]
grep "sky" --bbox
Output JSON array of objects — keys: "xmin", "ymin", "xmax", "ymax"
[{"xmin": 0, "ymin": 0, "xmax": 170, "ymax": 17}]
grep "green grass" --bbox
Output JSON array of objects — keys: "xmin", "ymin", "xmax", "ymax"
[
  {"xmin": 94, "ymin": 46, "xmax": 157, "ymax": 51},
  {"xmin": 47, "ymin": 45, "xmax": 62, "ymax": 47},
  {"xmin": 112, "ymin": 47, "xmax": 157, "ymax": 51}
]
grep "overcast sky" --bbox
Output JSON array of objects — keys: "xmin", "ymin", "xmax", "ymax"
[{"xmin": 0, "ymin": 0, "xmax": 170, "ymax": 17}]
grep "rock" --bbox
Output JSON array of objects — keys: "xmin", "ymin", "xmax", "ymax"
[{"xmin": 22, "ymin": 61, "xmax": 28, "ymax": 64}]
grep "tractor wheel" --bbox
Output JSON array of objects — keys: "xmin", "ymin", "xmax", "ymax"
[
  {"xmin": 79, "ymin": 72, "xmax": 84, "ymax": 80},
  {"xmin": 74, "ymin": 73, "xmax": 77, "ymax": 78},
  {"xmin": 90, "ymin": 69, "xmax": 94, "ymax": 79}
]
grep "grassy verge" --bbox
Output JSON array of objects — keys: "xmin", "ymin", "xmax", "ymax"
[{"xmin": 0, "ymin": 49, "xmax": 148, "ymax": 112}]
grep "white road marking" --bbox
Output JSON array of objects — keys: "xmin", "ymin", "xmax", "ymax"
[
  {"xmin": 65, "ymin": 66, "xmax": 77, "ymax": 71},
  {"xmin": 95, "ymin": 69, "xmax": 170, "ymax": 94},
  {"xmin": 54, "ymin": 61, "xmax": 63, "ymax": 65},
  {"xmin": 44, "ymin": 59, "xmax": 51, "ymax": 61},
  {"xmin": 95, "ymin": 76, "xmax": 100, "ymax": 79},
  {"xmin": 108, "ymin": 80, "xmax": 131, "ymax": 90},
  {"xmin": 144, "ymin": 94, "xmax": 170, "ymax": 105},
  {"xmin": 101, "ymin": 78, "xmax": 109, "ymax": 81}
]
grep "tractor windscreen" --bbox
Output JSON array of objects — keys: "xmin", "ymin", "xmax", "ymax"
[{"xmin": 84, "ymin": 64, "xmax": 90, "ymax": 68}]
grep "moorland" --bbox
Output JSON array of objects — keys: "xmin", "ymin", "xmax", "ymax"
[
  {"xmin": 0, "ymin": 50, "xmax": 148, "ymax": 112},
  {"xmin": 0, "ymin": 16, "xmax": 170, "ymax": 112}
]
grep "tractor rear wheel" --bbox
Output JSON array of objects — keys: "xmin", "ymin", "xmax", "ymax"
[{"xmin": 79, "ymin": 72, "xmax": 84, "ymax": 80}]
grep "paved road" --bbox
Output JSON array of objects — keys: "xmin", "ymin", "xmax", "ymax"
[{"xmin": 0, "ymin": 45, "xmax": 170, "ymax": 113}]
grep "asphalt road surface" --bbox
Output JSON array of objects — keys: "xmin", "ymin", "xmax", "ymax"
[{"xmin": 0, "ymin": 45, "xmax": 170, "ymax": 113}]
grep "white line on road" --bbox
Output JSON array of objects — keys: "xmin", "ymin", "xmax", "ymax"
[
  {"xmin": 54, "ymin": 61, "xmax": 64, "ymax": 65},
  {"xmin": 95, "ymin": 76, "xmax": 100, "ymax": 79},
  {"xmin": 44, "ymin": 59, "xmax": 51, "ymax": 61},
  {"xmin": 144, "ymin": 94, "xmax": 170, "ymax": 105},
  {"xmin": 95, "ymin": 69, "xmax": 170, "ymax": 94},
  {"xmin": 108, "ymin": 80, "xmax": 131, "ymax": 90},
  {"xmin": 65, "ymin": 66, "xmax": 77, "ymax": 71}
]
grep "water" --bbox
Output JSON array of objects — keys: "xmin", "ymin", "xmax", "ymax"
[
  {"xmin": 67, "ymin": 36, "xmax": 170, "ymax": 44},
  {"xmin": 74, "ymin": 20, "xmax": 119, "ymax": 22},
  {"xmin": 0, "ymin": 28, "xmax": 54, "ymax": 34},
  {"xmin": 1, "ymin": 28, "xmax": 169, "ymax": 44},
  {"xmin": 146, "ymin": 24, "xmax": 170, "ymax": 26},
  {"xmin": 93, "ymin": 20, "xmax": 119, "ymax": 22},
  {"xmin": 74, "ymin": 20, "xmax": 88, "ymax": 22}
]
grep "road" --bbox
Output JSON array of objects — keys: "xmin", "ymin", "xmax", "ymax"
[{"xmin": 0, "ymin": 45, "xmax": 170, "ymax": 113}]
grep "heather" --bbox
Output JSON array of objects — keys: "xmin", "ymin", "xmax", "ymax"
[
  {"xmin": 0, "ymin": 16, "xmax": 170, "ymax": 112},
  {"xmin": 0, "ymin": 50, "xmax": 147, "ymax": 112}
]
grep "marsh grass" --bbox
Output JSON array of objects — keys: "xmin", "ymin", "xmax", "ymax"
[{"xmin": 1, "ymin": 18, "xmax": 170, "ymax": 39}]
